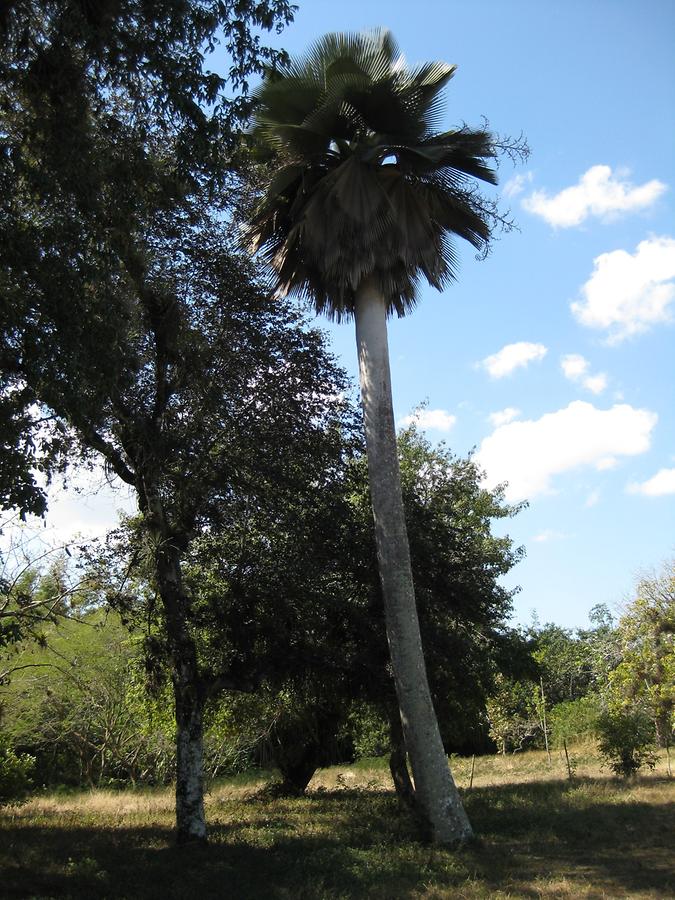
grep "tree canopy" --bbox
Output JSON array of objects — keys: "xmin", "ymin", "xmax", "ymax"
[{"xmin": 0, "ymin": 0, "xmax": 295, "ymax": 517}]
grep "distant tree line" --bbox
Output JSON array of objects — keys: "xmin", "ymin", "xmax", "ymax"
[
  {"xmin": 486, "ymin": 563, "xmax": 674, "ymax": 775},
  {"xmin": 3, "ymin": 553, "xmax": 672, "ymax": 799}
]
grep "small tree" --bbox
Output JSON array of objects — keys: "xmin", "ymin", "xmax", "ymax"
[
  {"xmin": 608, "ymin": 563, "xmax": 674, "ymax": 749},
  {"xmin": 596, "ymin": 708, "xmax": 657, "ymax": 778},
  {"xmin": 1, "ymin": 530, "xmax": 89, "ymax": 668},
  {"xmin": 486, "ymin": 673, "xmax": 540, "ymax": 754}
]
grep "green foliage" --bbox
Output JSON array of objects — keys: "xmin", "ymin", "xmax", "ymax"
[
  {"xmin": 531, "ymin": 625, "xmax": 597, "ymax": 706},
  {"xmin": 1, "ymin": 552, "xmax": 95, "ymax": 667},
  {"xmin": 202, "ymin": 692, "xmax": 286, "ymax": 779},
  {"xmin": 346, "ymin": 703, "xmax": 391, "ymax": 760},
  {"xmin": 596, "ymin": 708, "xmax": 658, "ymax": 777},
  {"xmin": 1, "ymin": 0, "xmax": 295, "ymax": 517},
  {"xmin": 549, "ymin": 696, "xmax": 601, "ymax": 748},
  {"xmin": 156, "ymin": 422, "xmax": 525, "ymax": 779},
  {"xmin": 485, "ymin": 673, "xmax": 540, "ymax": 754},
  {"xmin": 212, "ymin": 424, "xmax": 524, "ymax": 764},
  {"xmin": 0, "ymin": 733, "xmax": 34, "ymax": 804},
  {"xmin": 3, "ymin": 609, "xmax": 177, "ymax": 786},
  {"xmin": 607, "ymin": 562, "xmax": 674, "ymax": 748}
]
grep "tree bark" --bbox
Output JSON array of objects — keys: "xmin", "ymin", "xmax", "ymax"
[
  {"xmin": 389, "ymin": 710, "xmax": 416, "ymax": 810},
  {"xmin": 172, "ymin": 661, "xmax": 207, "ymax": 844},
  {"xmin": 276, "ymin": 753, "xmax": 318, "ymax": 796},
  {"xmin": 145, "ymin": 486, "xmax": 207, "ymax": 845},
  {"xmin": 354, "ymin": 277, "xmax": 473, "ymax": 846},
  {"xmin": 389, "ymin": 743, "xmax": 416, "ymax": 811}
]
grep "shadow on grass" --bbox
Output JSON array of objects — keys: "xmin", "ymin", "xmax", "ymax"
[
  {"xmin": 463, "ymin": 776, "xmax": 675, "ymax": 897},
  {"xmin": 1, "ymin": 778, "xmax": 673, "ymax": 898}
]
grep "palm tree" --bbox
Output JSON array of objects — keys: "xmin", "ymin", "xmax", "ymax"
[{"xmin": 247, "ymin": 29, "xmax": 498, "ymax": 845}]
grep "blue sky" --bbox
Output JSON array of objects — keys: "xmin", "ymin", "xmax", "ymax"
[
  {"xmin": 14, "ymin": 1, "xmax": 674, "ymax": 631},
  {"xmin": 259, "ymin": 0, "xmax": 675, "ymax": 628}
]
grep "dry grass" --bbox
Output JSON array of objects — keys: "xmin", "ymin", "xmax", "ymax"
[{"xmin": 1, "ymin": 747, "xmax": 674, "ymax": 899}]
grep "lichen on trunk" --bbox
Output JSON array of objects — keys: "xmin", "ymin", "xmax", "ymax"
[
  {"xmin": 173, "ymin": 669, "xmax": 207, "ymax": 844},
  {"xmin": 146, "ymin": 485, "xmax": 208, "ymax": 844}
]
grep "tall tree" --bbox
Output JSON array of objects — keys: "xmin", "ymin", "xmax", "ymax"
[
  {"xmin": 247, "ymin": 29, "xmax": 525, "ymax": 844},
  {"xmin": 0, "ymin": 0, "xmax": 295, "ymax": 517},
  {"xmin": 2, "ymin": 193, "xmax": 353, "ymax": 843},
  {"xmin": 1, "ymin": 0, "xmax": 307, "ymax": 845}
]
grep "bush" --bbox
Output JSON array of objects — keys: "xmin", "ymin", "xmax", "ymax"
[
  {"xmin": 596, "ymin": 708, "xmax": 657, "ymax": 777},
  {"xmin": 0, "ymin": 735, "xmax": 35, "ymax": 804},
  {"xmin": 550, "ymin": 695, "xmax": 601, "ymax": 747},
  {"xmin": 346, "ymin": 703, "xmax": 390, "ymax": 759}
]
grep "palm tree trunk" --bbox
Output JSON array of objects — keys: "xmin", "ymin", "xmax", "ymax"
[{"xmin": 354, "ymin": 276, "xmax": 473, "ymax": 846}]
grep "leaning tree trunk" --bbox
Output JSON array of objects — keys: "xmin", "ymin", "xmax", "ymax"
[
  {"xmin": 354, "ymin": 276, "xmax": 472, "ymax": 846},
  {"xmin": 389, "ymin": 712, "xmax": 416, "ymax": 811}
]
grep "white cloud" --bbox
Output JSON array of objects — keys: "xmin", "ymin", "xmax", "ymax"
[
  {"xmin": 571, "ymin": 236, "xmax": 675, "ymax": 343},
  {"xmin": 628, "ymin": 467, "xmax": 675, "ymax": 497},
  {"xmin": 503, "ymin": 172, "xmax": 533, "ymax": 198},
  {"xmin": 583, "ymin": 373, "xmax": 608, "ymax": 395},
  {"xmin": 476, "ymin": 401, "xmax": 657, "ymax": 502},
  {"xmin": 560, "ymin": 354, "xmax": 588, "ymax": 380},
  {"xmin": 489, "ymin": 407, "xmax": 521, "ymax": 428},
  {"xmin": 480, "ymin": 342, "xmax": 547, "ymax": 378},
  {"xmin": 560, "ymin": 353, "xmax": 607, "ymax": 394},
  {"xmin": 523, "ymin": 165, "xmax": 667, "ymax": 228},
  {"xmin": 399, "ymin": 408, "xmax": 457, "ymax": 432}
]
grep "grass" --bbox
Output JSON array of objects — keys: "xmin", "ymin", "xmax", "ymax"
[{"xmin": 1, "ymin": 747, "xmax": 673, "ymax": 898}]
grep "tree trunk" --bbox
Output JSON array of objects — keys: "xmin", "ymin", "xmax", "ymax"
[
  {"xmin": 146, "ymin": 486, "xmax": 207, "ymax": 845},
  {"xmin": 354, "ymin": 277, "xmax": 473, "ymax": 846},
  {"xmin": 389, "ymin": 743, "xmax": 416, "ymax": 811},
  {"xmin": 268, "ymin": 705, "xmax": 342, "ymax": 796},
  {"xmin": 276, "ymin": 753, "xmax": 318, "ymax": 796},
  {"xmin": 389, "ymin": 711, "xmax": 416, "ymax": 810},
  {"xmin": 655, "ymin": 708, "xmax": 672, "ymax": 749},
  {"xmin": 173, "ymin": 663, "xmax": 207, "ymax": 844}
]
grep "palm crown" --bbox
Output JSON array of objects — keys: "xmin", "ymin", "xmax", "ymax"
[{"xmin": 248, "ymin": 29, "xmax": 498, "ymax": 321}]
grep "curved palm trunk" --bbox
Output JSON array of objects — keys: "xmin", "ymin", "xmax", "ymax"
[{"xmin": 354, "ymin": 277, "xmax": 472, "ymax": 846}]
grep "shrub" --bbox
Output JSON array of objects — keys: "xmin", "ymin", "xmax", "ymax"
[
  {"xmin": 0, "ymin": 735, "xmax": 35, "ymax": 804},
  {"xmin": 486, "ymin": 675, "xmax": 540, "ymax": 754},
  {"xmin": 346, "ymin": 703, "xmax": 390, "ymax": 759},
  {"xmin": 550, "ymin": 695, "xmax": 601, "ymax": 747},
  {"xmin": 595, "ymin": 708, "xmax": 657, "ymax": 777}
]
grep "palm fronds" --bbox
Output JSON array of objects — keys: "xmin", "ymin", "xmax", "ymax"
[{"xmin": 247, "ymin": 29, "xmax": 499, "ymax": 320}]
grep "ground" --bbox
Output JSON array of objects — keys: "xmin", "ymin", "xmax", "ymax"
[{"xmin": 1, "ymin": 748, "xmax": 673, "ymax": 898}]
